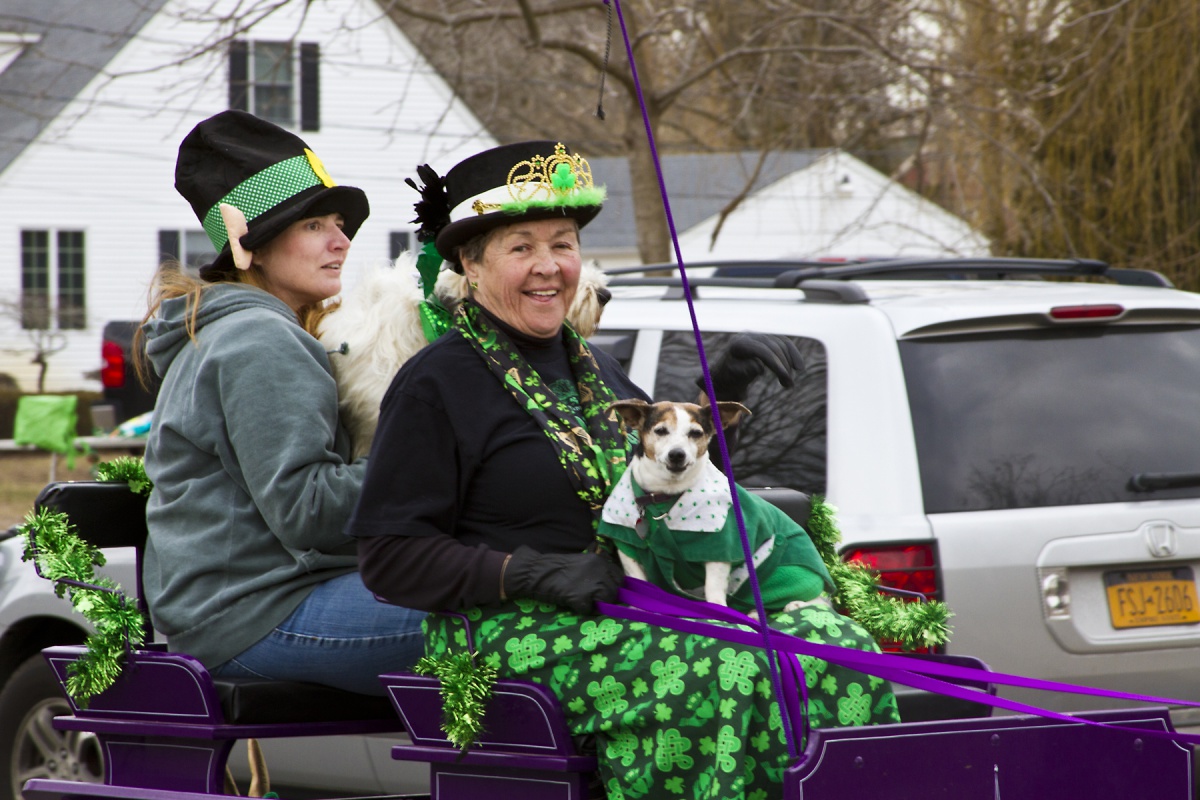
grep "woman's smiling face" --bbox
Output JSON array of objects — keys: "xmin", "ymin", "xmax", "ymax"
[{"xmin": 461, "ymin": 218, "xmax": 582, "ymax": 338}]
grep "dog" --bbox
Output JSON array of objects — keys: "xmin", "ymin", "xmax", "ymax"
[
  {"xmin": 599, "ymin": 399, "xmax": 833, "ymax": 616},
  {"xmin": 318, "ymin": 253, "xmax": 611, "ymax": 458}
]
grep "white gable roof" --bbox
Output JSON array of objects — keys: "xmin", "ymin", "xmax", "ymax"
[
  {"xmin": 0, "ymin": 0, "xmax": 493, "ymax": 393},
  {"xmin": 677, "ymin": 150, "xmax": 989, "ymax": 261}
]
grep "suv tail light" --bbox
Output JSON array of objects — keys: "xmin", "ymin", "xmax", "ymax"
[
  {"xmin": 841, "ymin": 542, "xmax": 943, "ymax": 653},
  {"xmin": 101, "ymin": 340, "xmax": 126, "ymax": 389}
]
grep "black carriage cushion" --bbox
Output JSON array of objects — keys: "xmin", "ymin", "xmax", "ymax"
[{"xmin": 214, "ymin": 677, "xmax": 395, "ymax": 725}]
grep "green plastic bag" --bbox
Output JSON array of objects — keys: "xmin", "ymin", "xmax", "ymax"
[{"xmin": 13, "ymin": 395, "xmax": 80, "ymax": 468}]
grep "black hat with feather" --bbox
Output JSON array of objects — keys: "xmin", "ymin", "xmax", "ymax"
[{"xmin": 407, "ymin": 141, "xmax": 605, "ymax": 273}]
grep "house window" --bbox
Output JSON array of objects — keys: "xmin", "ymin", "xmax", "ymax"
[
  {"xmin": 389, "ymin": 231, "xmax": 413, "ymax": 260},
  {"xmin": 20, "ymin": 230, "xmax": 86, "ymax": 330},
  {"xmin": 229, "ymin": 40, "xmax": 320, "ymax": 131},
  {"xmin": 57, "ymin": 231, "xmax": 86, "ymax": 330},
  {"xmin": 159, "ymin": 230, "xmax": 218, "ymax": 273}
]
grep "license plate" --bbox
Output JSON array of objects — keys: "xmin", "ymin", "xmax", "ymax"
[{"xmin": 1105, "ymin": 567, "xmax": 1200, "ymax": 629}]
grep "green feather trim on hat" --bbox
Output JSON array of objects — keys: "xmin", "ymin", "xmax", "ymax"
[{"xmin": 497, "ymin": 186, "xmax": 607, "ymax": 216}]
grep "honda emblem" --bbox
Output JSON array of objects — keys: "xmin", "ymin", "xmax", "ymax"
[{"xmin": 1142, "ymin": 521, "xmax": 1178, "ymax": 559}]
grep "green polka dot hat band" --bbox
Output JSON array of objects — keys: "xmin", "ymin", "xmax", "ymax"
[{"xmin": 175, "ymin": 110, "xmax": 369, "ymax": 280}]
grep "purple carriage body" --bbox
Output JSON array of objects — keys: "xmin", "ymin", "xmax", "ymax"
[{"xmin": 20, "ymin": 482, "xmax": 1196, "ymax": 800}]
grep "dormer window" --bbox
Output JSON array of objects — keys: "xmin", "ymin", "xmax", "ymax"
[{"xmin": 228, "ymin": 40, "xmax": 320, "ymax": 131}]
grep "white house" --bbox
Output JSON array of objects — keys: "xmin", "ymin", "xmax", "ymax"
[
  {"xmin": 0, "ymin": 0, "xmax": 493, "ymax": 394},
  {"xmin": 585, "ymin": 149, "xmax": 988, "ymax": 268}
]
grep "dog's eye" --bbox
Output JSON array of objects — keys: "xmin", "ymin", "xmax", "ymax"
[
  {"xmin": 687, "ymin": 429, "xmax": 704, "ymax": 439},
  {"xmin": 653, "ymin": 426, "xmax": 670, "ymax": 437}
]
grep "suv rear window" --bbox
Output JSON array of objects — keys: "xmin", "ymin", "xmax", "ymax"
[
  {"xmin": 901, "ymin": 325, "xmax": 1200, "ymax": 512},
  {"xmin": 653, "ymin": 331, "xmax": 828, "ymax": 495}
]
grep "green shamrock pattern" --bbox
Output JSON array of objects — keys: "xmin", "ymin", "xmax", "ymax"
[{"xmin": 424, "ymin": 602, "xmax": 899, "ymax": 800}]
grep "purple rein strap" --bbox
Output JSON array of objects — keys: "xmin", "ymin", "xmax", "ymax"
[
  {"xmin": 597, "ymin": 580, "xmax": 1200, "ymax": 750},
  {"xmin": 602, "ymin": 0, "xmax": 1200, "ymax": 759}
]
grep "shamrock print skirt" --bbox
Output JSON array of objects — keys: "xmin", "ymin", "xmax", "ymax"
[{"xmin": 423, "ymin": 599, "xmax": 900, "ymax": 800}]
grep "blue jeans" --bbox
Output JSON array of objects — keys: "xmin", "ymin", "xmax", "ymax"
[{"xmin": 211, "ymin": 571, "xmax": 426, "ymax": 696}]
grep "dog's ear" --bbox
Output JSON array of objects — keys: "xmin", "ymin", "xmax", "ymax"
[
  {"xmin": 608, "ymin": 398, "xmax": 649, "ymax": 429},
  {"xmin": 714, "ymin": 401, "xmax": 751, "ymax": 429}
]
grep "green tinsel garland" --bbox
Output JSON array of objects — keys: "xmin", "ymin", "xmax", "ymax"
[
  {"xmin": 806, "ymin": 496, "xmax": 952, "ymax": 650},
  {"xmin": 17, "ymin": 457, "xmax": 153, "ymax": 707},
  {"xmin": 413, "ymin": 651, "xmax": 498, "ymax": 751},
  {"xmin": 19, "ymin": 507, "xmax": 145, "ymax": 706},
  {"xmin": 93, "ymin": 456, "xmax": 153, "ymax": 496}
]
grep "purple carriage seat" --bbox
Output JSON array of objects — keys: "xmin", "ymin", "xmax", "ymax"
[{"xmin": 25, "ymin": 482, "xmax": 403, "ymax": 798}]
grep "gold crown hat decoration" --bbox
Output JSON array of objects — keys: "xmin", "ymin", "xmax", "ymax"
[
  {"xmin": 470, "ymin": 143, "xmax": 606, "ymax": 216},
  {"xmin": 417, "ymin": 140, "xmax": 607, "ymax": 271}
]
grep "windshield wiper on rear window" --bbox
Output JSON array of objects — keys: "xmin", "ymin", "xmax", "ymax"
[{"xmin": 1128, "ymin": 472, "xmax": 1200, "ymax": 492}]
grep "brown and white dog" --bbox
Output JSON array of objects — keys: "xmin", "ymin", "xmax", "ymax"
[
  {"xmin": 318, "ymin": 254, "xmax": 610, "ymax": 458},
  {"xmin": 604, "ymin": 399, "xmax": 750, "ymax": 606},
  {"xmin": 601, "ymin": 398, "xmax": 826, "ymax": 616}
]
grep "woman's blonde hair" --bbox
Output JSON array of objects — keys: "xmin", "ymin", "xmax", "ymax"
[{"xmin": 133, "ymin": 261, "xmax": 336, "ymax": 387}]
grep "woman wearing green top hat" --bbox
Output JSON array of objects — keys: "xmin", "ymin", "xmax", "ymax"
[
  {"xmin": 134, "ymin": 110, "xmax": 425, "ymax": 695},
  {"xmin": 349, "ymin": 141, "xmax": 899, "ymax": 799}
]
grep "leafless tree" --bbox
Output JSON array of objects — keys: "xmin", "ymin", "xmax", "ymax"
[
  {"xmin": 910, "ymin": 0, "xmax": 1200, "ymax": 288},
  {"xmin": 0, "ymin": 298, "xmax": 68, "ymax": 393},
  {"xmin": 381, "ymin": 0, "xmax": 926, "ymax": 263},
  {"xmin": 24, "ymin": 0, "xmax": 1200, "ymax": 283}
]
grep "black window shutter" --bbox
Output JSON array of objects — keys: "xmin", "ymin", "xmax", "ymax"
[
  {"xmin": 229, "ymin": 40, "xmax": 249, "ymax": 111},
  {"xmin": 300, "ymin": 43, "xmax": 320, "ymax": 131}
]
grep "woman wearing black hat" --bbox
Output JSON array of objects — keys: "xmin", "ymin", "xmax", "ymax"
[
  {"xmin": 135, "ymin": 110, "xmax": 425, "ymax": 695},
  {"xmin": 348, "ymin": 141, "xmax": 899, "ymax": 798}
]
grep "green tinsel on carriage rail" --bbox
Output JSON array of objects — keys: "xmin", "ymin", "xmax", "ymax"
[
  {"xmin": 19, "ymin": 507, "xmax": 145, "ymax": 706},
  {"xmin": 413, "ymin": 651, "xmax": 498, "ymax": 751},
  {"xmin": 805, "ymin": 495, "xmax": 952, "ymax": 650},
  {"xmin": 16, "ymin": 457, "xmax": 153, "ymax": 706}
]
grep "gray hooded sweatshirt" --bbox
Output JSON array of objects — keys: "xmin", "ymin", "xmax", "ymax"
[{"xmin": 141, "ymin": 283, "xmax": 365, "ymax": 667}]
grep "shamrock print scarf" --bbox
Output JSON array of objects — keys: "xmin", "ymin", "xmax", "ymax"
[{"xmin": 454, "ymin": 299, "xmax": 629, "ymax": 520}]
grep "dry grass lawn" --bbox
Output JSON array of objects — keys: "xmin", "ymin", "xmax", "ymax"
[{"xmin": 0, "ymin": 451, "xmax": 138, "ymax": 529}]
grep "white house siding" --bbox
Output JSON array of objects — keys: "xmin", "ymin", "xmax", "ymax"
[
  {"xmin": 676, "ymin": 151, "xmax": 989, "ymax": 263},
  {"xmin": 0, "ymin": 0, "xmax": 492, "ymax": 392}
]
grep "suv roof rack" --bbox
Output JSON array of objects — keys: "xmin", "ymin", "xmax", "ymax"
[{"xmin": 606, "ymin": 257, "xmax": 1174, "ymax": 296}]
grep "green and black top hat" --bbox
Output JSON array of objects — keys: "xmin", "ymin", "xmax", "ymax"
[
  {"xmin": 175, "ymin": 110, "xmax": 370, "ymax": 280},
  {"xmin": 408, "ymin": 141, "xmax": 606, "ymax": 272}
]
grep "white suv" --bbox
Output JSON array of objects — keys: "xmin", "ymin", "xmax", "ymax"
[{"xmin": 592, "ymin": 257, "xmax": 1200, "ymax": 726}]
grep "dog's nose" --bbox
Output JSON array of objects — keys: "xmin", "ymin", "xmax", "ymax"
[{"xmin": 667, "ymin": 448, "xmax": 688, "ymax": 467}]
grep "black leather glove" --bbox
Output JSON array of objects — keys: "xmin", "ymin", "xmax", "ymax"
[
  {"xmin": 503, "ymin": 546, "xmax": 624, "ymax": 614},
  {"xmin": 700, "ymin": 332, "xmax": 806, "ymax": 402}
]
